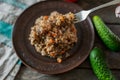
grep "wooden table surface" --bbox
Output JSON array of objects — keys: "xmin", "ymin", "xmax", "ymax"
[{"xmin": 15, "ymin": 0, "xmax": 120, "ymax": 80}]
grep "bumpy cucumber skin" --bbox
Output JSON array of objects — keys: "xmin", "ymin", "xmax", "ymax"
[
  {"xmin": 90, "ymin": 47, "xmax": 116, "ymax": 80},
  {"xmin": 93, "ymin": 16, "xmax": 120, "ymax": 51}
]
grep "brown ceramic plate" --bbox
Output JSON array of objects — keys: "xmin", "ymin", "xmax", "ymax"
[{"xmin": 12, "ymin": 1, "xmax": 94, "ymax": 74}]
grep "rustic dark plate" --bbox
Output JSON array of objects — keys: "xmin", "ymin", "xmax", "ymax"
[{"xmin": 12, "ymin": 1, "xmax": 94, "ymax": 74}]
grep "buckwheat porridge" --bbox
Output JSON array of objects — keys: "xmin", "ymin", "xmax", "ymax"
[{"xmin": 29, "ymin": 11, "xmax": 77, "ymax": 63}]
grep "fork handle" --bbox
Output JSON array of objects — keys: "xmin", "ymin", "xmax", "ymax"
[{"xmin": 90, "ymin": 0, "xmax": 120, "ymax": 12}]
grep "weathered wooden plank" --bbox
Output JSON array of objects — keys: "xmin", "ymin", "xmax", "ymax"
[
  {"xmin": 15, "ymin": 66, "xmax": 97, "ymax": 80},
  {"xmin": 78, "ymin": 0, "xmax": 111, "ymax": 9},
  {"xmin": 90, "ymin": 5, "xmax": 120, "ymax": 24},
  {"xmin": 15, "ymin": 66, "xmax": 120, "ymax": 80}
]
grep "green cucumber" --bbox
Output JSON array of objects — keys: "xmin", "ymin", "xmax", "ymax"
[
  {"xmin": 93, "ymin": 16, "xmax": 120, "ymax": 51},
  {"xmin": 90, "ymin": 47, "xmax": 116, "ymax": 80}
]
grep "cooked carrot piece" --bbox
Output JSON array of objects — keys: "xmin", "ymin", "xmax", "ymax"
[
  {"xmin": 57, "ymin": 58, "xmax": 62, "ymax": 63},
  {"xmin": 49, "ymin": 39, "xmax": 54, "ymax": 44},
  {"xmin": 52, "ymin": 33, "xmax": 57, "ymax": 37},
  {"xmin": 44, "ymin": 16, "xmax": 48, "ymax": 20},
  {"xmin": 49, "ymin": 53, "xmax": 55, "ymax": 57},
  {"xmin": 59, "ymin": 16, "xmax": 64, "ymax": 21}
]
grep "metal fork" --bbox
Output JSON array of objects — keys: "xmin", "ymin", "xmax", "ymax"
[{"xmin": 75, "ymin": 0, "xmax": 120, "ymax": 23}]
